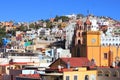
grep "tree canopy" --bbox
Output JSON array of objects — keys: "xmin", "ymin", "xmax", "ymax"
[
  {"xmin": 0, "ymin": 27, "xmax": 6, "ymax": 47},
  {"xmin": 54, "ymin": 15, "xmax": 69, "ymax": 22}
]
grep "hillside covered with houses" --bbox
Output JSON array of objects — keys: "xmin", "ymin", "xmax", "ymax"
[{"xmin": 1, "ymin": 14, "xmax": 120, "ymax": 80}]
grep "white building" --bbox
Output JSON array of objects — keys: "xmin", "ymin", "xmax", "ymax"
[
  {"xmin": 90, "ymin": 18, "xmax": 99, "ymax": 31},
  {"xmin": 65, "ymin": 14, "xmax": 77, "ymax": 20},
  {"xmin": 45, "ymin": 48, "xmax": 71, "ymax": 62},
  {"xmin": 98, "ymin": 18, "xmax": 109, "ymax": 26},
  {"xmin": 56, "ymin": 48, "xmax": 71, "ymax": 59},
  {"xmin": 101, "ymin": 36, "xmax": 120, "ymax": 46},
  {"xmin": 51, "ymin": 26, "xmax": 59, "ymax": 34},
  {"xmin": 37, "ymin": 28, "xmax": 51, "ymax": 36},
  {"xmin": 26, "ymin": 30, "xmax": 37, "ymax": 39},
  {"xmin": 64, "ymin": 22, "xmax": 76, "ymax": 49}
]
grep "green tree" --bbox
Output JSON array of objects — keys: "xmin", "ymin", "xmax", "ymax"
[
  {"xmin": 46, "ymin": 22, "xmax": 52, "ymax": 28},
  {"xmin": 29, "ymin": 23, "xmax": 35, "ymax": 29},
  {"xmin": 34, "ymin": 22, "xmax": 41, "ymax": 29},
  {"xmin": 16, "ymin": 24, "xmax": 27, "ymax": 31},
  {"xmin": 60, "ymin": 16, "xmax": 69, "ymax": 22},
  {"xmin": 8, "ymin": 30, "xmax": 16, "ymax": 36},
  {"xmin": 54, "ymin": 15, "xmax": 59, "ymax": 21},
  {"xmin": 54, "ymin": 15, "xmax": 69, "ymax": 22},
  {"xmin": 0, "ymin": 27, "xmax": 6, "ymax": 47}
]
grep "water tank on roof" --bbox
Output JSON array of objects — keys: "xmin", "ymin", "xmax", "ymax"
[{"xmin": 2, "ymin": 38, "xmax": 10, "ymax": 46}]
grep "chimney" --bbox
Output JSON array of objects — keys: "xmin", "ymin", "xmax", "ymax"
[
  {"xmin": 58, "ymin": 65, "xmax": 62, "ymax": 71},
  {"xmin": 67, "ymin": 59, "xmax": 70, "ymax": 69}
]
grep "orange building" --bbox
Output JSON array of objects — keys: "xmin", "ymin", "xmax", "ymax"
[{"xmin": 72, "ymin": 17, "xmax": 120, "ymax": 67}]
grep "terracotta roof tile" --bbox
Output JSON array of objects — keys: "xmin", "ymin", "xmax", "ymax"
[
  {"xmin": 61, "ymin": 57, "xmax": 90, "ymax": 67},
  {"xmin": 19, "ymin": 74, "xmax": 40, "ymax": 79}
]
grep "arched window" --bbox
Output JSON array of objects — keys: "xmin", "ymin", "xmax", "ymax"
[
  {"xmin": 106, "ymin": 43, "xmax": 108, "ymax": 46},
  {"xmin": 78, "ymin": 40, "xmax": 81, "ymax": 44},
  {"xmin": 109, "ymin": 43, "xmax": 111, "ymax": 46},
  {"xmin": 103, "ymin": 43, "xmax": 105, "ymax": 46},
  {"xmin": 85, "ymin": 75, "xmax": 89, "ymax": 80},
  {"xmin": 113, "ymin": 71, "xmax": 119, "ymax": 77},
  {"xmin": 97, "ymin": 70, "xmax": 103, "ymax": 76},
  {"xmin": 104, "ymin": 70, "xmax": 111, "ymax": 77},
  {"xmin": 78, "ymin": 32, "xmax": 80, "ymax": 37},
  {"xmin": 91, "ymin": 58, "xmax": 96, "ymax": 65}
]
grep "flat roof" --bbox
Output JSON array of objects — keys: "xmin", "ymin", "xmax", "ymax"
[{"xmin": 41, "ymin": 73, "xmax": 63, "ymax": 76}]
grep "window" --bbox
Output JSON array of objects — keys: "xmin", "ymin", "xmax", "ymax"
[
  {"xmin": 109, "ymin": 43, "xmax": 111, "ymax": 46},
  {"xmin": 78, "ymin": 40, "xmax": 81, "ymax": 44},
  {"xmin": 106, "ymin": 43, "xmax": 108, "ymax": 46},
  {"xmin": 85, "ymin": 75, "xmax": 89, "ymax": 80},
  {"xmin": 66, "ymin": 76, "xmax": 69, "ymax": 80},
  {"xmin": 74, "ymin": 75, "xmax": 78, "ymax": 80},
  {"xmin": 113, "ymin": 71, "xmax": 119, "ymax": 77},
  {"xmin": 78, "ymin": 32, "xmax": 80, "ymax": 37},
  {"xmin": 105, "ymin": 70, "xmax": 111, "ymax": 77},
  {"xmin": 104, "ymin": 53, "xmax": 108, "ymax": 59},
  {"xmin": 97, "ymin": 70, "xmax": 103, "ymax": 76},
  {"xmin": 103, "ymin": 43, "xmax": 105, "ymax": 46}
]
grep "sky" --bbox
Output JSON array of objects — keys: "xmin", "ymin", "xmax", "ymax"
[{"xmin": 0, "ymin": 0, "xmax": 120, "ymax": 22}]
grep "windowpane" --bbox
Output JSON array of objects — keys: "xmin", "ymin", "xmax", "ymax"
[
  {"xmin": 105, "ymin": 71, "xmax": 110, "ymax": 77},
  {"xmin": 74, "ymin": 75, "xmax": 78, "ymax": 80},
  {"xmin": 113, "ymin": 71, "xmax": 119, "ymax": 77},
  {"xmin": 104, "ymin": 53, "xmax": 107, "ymax": 59},
  {"xmin": 78, "ymin": 32, "xmax": 80, "ymax": 37},
  {"xmin": 97, "ymin": 71, "xmax": 103, "ymax": 76},
  {"xmin": 66, "ymin": 76, "xmax": 69, "ymax": 80},
  {"xmin": 85, "ymin": 75, "xmax": 89, "ymax": 80}
]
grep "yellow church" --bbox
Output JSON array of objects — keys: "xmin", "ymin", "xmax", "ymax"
[{"xmin": 72, "ymin": 17, "xmax": 120, "ymax": 67}]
